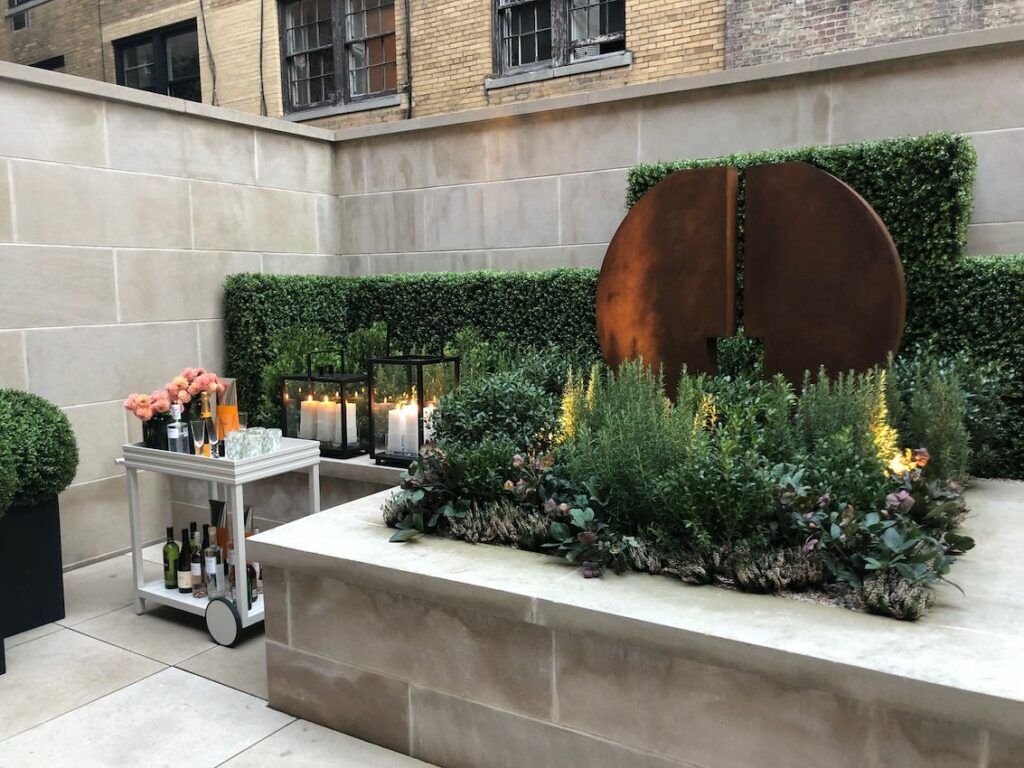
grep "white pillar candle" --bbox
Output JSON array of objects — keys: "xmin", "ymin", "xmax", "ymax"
[
  {"xmin": 403, "ymin": 403, "xmax": 420, "ymax": 454},
  {"xmin": 317, "ymin": 397, "xmax": 339, "ymax": 443},
  {"xmin": 335, "ymin": 401, "xmax": 358, "ymax": 446},
  {"xmin": 386, "ymin": 406, "xmax": 404, "ymax": 454},
  {"xmin": 298, "ymin": 397, "xmax": 318, "ymax": 439}
]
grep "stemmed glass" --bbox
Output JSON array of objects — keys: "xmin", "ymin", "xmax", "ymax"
[
  {"xmin": 190, "ymin": 420, "xmax": 207, "ymax": 457},
  {"xmin": 206, "ymin": 416, "xmax": 219, "ymax": 458}
]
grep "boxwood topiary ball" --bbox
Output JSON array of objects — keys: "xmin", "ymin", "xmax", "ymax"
[{"xmin": 0, "ymin": 389, "xmax": 79, "ymax": 511}]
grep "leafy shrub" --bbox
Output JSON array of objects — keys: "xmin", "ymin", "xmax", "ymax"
[
  {"xmin": 255, "ymin": 325, "xmax": 338, "ymax": 427},
  {"xmin": 0, "ymin": 390, "xmax": 79, "ymax": 511},
  {"xmin": 434, "ymin": 371, "xmax": 557, "ymax": 453},
  {"xmin": 889, "ymin": 347, "xmax": 1010, "ymax": 478}
]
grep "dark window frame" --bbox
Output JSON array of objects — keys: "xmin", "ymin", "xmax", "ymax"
[
  {"xmin": 113, "ymin": 19, "xmax": 202, "ymax": 103},
  {"xmin": 31, "ymin": 55, "xmax": 65, "ymax": 70},
  {"xmin": 278, "ymin": 0, "xmax": 398, "ymax": 116},
  {"xmin": 492, "ymin": 0, "xmax": 625, "ymax": 77}
]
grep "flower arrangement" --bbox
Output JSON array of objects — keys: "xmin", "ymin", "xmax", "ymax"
[
  {"xmin": 124, "ymin": 368, "xmax": 226, "ymax": 422},
  {"xmin": 123, "ymin": 390, "xmax": 171, "ymax": 423}
]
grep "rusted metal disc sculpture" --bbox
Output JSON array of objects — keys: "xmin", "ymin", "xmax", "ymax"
[
  {"xmin": 744, "ymin": 162, "xmax": 905, "ymax": 382},
  {"xmin": 596, "ymin": 167, "xmax": 738, "ymax": 398},
  {"xmin": 596, "ymin": 161, "xmax": 905, "ymax": 390}
]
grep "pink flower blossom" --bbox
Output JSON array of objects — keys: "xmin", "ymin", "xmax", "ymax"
[
  {"xmin": 136, "ymin": 406, "xmax": 154, "ymax": 421},
  {"xmin": 182, "ymin": 368, "xmax": 196, "ymax": 380}
]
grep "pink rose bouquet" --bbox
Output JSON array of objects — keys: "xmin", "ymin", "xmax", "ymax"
[{"xmin": 125, "ymin": 367, "xmax": 226, "ymax": 422}]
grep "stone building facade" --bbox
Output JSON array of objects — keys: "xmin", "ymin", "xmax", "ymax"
[{"xmin": 726, "ymin": 0, "xmax": 1024, "ymax": 69}]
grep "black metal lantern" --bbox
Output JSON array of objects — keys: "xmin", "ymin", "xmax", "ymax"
[
  {"xmin": 281, "ymin": 350, "xmax": 369, "ymax": 459},
  {"xmin": 367, "ymin": 334, "xmax": 460, "ymax": 467}
]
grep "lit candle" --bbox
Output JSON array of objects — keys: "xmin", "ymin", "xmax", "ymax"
[
  {"xmin": 387, "ymin": 404, "xmax": 405, "ymax": 454},
  {"xmin": 317, "ymin": 396, "xmax": 339, "ymax": 443},
  {"xmin": 299, "ymin": 396, "xmax": 318, "ymax": 439},
  {"xmin": 336, "ymin": 401, "xmax": 358, "ymax": 446}
]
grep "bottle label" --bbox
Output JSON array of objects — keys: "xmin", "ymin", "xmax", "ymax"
[
  {"xmin": 167, "ymin": 424, "xmax": 180, "ymax": 440},
  {"xmin": 191, "ymin": 562, "xmax": 201, "ymax": 579},
  {"xmin": 177, "ymin": 570, "xmax": 191, "ymax": 589},
  {"xmin": 205, "ymin": 557, "xmax": 217, "ymax": 581}
]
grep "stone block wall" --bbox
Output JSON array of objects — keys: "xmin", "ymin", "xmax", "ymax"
[
  {"xmin": 725, "ymin": 0, "xmax": 1024, "ymax": 69},
  {"xmin": 0, "ymin": 64, "xmax": 337, "ymax": 568},
  {"xmin": 262, "ymin": 564, "xmax": 1023, "ymax": 767}
]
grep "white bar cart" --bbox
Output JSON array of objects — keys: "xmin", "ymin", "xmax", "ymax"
[{"xmin": 119, "ymin": 437, "xmax": 321, "ymax": 645}]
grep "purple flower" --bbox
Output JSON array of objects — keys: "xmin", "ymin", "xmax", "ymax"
[
  {"xmin": 817, "ymin": 494, "xmax": 831, "ymax": 509},
  {"xmin": 802, "ymin": 538, "xmax": 819, "ymax": 553},
  {"xmin": 512, "ymin": 453, "xmax": 524, "ymax": 468},
  {"xmin": 886, "ymin": 490, "xmax": 915, "ymax": 512},
  {"xmin": 543, "ymin": 498, "xmax": 557, "ymax": 514}
]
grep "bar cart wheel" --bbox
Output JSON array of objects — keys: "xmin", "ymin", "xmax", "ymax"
[{"xmin": 206, "ymin": 597, "xmax": 242, "ymax": 647}]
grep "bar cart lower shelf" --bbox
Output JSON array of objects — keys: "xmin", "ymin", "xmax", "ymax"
[{"xmin": 119, "ymin": 437, "xmax": 320, "ymax": 646}]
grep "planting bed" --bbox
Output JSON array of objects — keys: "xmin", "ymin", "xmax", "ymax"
[{"xmin": 249, "ymin": 481, "xmax": 1024, "ymax": 768}]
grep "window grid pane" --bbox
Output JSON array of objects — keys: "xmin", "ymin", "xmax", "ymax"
[
  {"xmin": 500, "ymin": 0, "xmax": 552, "ymax": 69},
  {"xmin": 284, "ymin": 0, "xmax": 335, "ymax": 109},
  {"xmin": 345, "ymin": 0, "xmax": 396, "ymax": 98},
  {"xmin": 569, "ymin": 0, "xmax": 625, "ymax": 60}
]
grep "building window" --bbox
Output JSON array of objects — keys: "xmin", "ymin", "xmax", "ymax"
[
  {"xmin": 114, "ymin": 21, "xmax": 202, "ymax": 102},
  {"xmin": 494, "ymin": 0, "xmax": 624, "ymax": 75},
  {"xmin": 279, "ymin": 0, "xmax": 397, "ymax": 114},
  {"xmin": 31, "ymin": 55, "xmax": 65, "ymax": 71}
]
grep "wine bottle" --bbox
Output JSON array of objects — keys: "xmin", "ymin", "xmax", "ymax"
[
  {"xmin": 226, "ymin": 538, "xmax": 236, "ymax": 595},
  {"xmin": 191, "ymin": 528, "xmax": 206, "ymax": 599},
  {"xmin": 246, "ymin": 561, "xmax": 257, "ymax": 609},
  {"xmin": 162, "ymin": 526, "xmax": 179, "ymax": 590},
  {"xmin": 204, "ymin": 526, "xmax": 226, "ymax": 599},
  {"xmin": 252, "ymin": 527, "xmax": 262, "ymax": 595},
  {"xmin": 176, "ymin": 528, "xmax": 192, "ymax": 593}
]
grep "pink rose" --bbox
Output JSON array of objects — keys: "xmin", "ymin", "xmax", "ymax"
[
  {"xmin": 187, "ymin": 381, "xmax": 202, "ymax": 396},
  {"xmin": 194, "ymin": 368, "xmax": 206, "ymax": 377},
  {"xmin": 124, "ymin": 395, "xmax": 138, "ymax": 410},
  {"xmin": 177, "ymin": 390, "xmax": 192, "ymax": 404},
  {"xmin": 136, "ymin": 406, "xmax": 153, "ymax": 421},
  {"xmin": 136, "ymin": 394, "xmax": 151, "ymax": 407},
  {"xmin": 182, "ymin": 368, "xmax": 196, "ymax": 380}
]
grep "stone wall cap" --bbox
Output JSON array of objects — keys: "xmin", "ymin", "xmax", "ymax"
[{"xmin": 0, "ymin": 61, "xmax": 335, "ymax": 143}]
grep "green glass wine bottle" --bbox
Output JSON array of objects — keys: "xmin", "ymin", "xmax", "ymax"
[{"xmin": 162, "ymin": 526, "xmax": 179, "ymax": 590}]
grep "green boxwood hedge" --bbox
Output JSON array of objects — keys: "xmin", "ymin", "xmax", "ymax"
[
  {"xmin": 0, "ymin": 390, "xmax": 79, "ymax": 512},
  {"xmin": 224, "ymin": 269, "xmax": 599, "ymax": 423},
  {"xmin": 224, "ymin": 132, "xmax": 1022, "ymax": 476}
]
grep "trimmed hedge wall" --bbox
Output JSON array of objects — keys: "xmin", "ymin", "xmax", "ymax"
[
  {"xmin": 224, "ymin": 133, "xmax": 1022, "ymax": 476},
  {"xmin": 224, "ymin": 270, "xmax": 599, "ymax": 423}
]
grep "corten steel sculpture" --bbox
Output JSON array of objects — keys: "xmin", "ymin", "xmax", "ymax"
[
  {"xmin": 596, "ymin": 166, "xmax": 738, "ymax": 398},
  {"xmin": 744, "ymin": 162, "xmax": 905, "ymax": 383},
  {"xmin": 596, "ymin": 161, "xmax": 905, "ymax": 389}
]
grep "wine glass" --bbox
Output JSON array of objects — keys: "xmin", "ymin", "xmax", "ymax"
[
  {"xmin": 237, "ymin": 412, "xmax": 248, "ymax": 431},
  {"xmin": 206, "ymin": 417, "xmax": 219, "ymax": 458},
  {"xmin": 190, "ymin": 420, "xmax": 206, "ymax": 456}
]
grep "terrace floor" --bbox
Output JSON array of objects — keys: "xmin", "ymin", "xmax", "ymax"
[{"xmin": 0, "ymin": 545, "xmax": 433, "ymax": 768}]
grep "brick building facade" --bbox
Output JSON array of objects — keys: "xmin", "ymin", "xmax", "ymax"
[
  {"xmin": 1, "ymin": 0, "xmax": 1020, "ymax": 129},
  {"xmin": 726, "ymin": 0, "xmax": 1024, "ymax": 69}
]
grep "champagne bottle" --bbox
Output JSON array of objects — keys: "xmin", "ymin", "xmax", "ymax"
[
  {"xmin": 191, "ymin": 528, "xmax": 206, "ymax": 599},
  {"xmin": 176, "ymin": 528, "xmax": 192, "ymax": 593},
  {"xmin": 162, "ymin": 526, "xmax": 179, "ymax": 590},
  {"xmin": 200, "ymin": 392, "xmax": 212, "ymax": 457},
  {"xmin": 204, "ymin": 526, "xmax": 226, "ymax": 599}
]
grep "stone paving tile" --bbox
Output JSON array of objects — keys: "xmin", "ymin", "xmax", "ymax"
[
  {"xmin": 4, "ymin": 623, "xmax": 61, "ymax": 649},
  {"xmin": 176, "ymin": 630, "xmax": 268, "ymax": 699},
  {"xmin": 59, "ymin": 554, "xmax": 162, "ymax": 627},
  {"xmin": 220, "ymin": 720, "xmax": 436, "ymax": 767},
  {"xmin": 0, "ymin": 629, "xmax": 163, "ymax": 742},
  {"xmin": 0, "ymin": 667, "xmax": 292, "ymax": 767},
  {"xmin": 75, "ymin": 604, "xmax": 215, "ymax": 665}
]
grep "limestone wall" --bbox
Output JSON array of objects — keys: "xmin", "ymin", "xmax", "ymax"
[{"xmin": 0, "ymin": 63, "xmax": 336, "ymax": 567}]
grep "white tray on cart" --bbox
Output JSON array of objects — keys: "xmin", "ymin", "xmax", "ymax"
[{"xmin": 119, "ymin": 438, "xmax": 321, "ymax": 645}]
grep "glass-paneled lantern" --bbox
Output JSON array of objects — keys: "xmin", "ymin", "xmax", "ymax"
[
  {"xmin": 368, "ymin": 345, "xmax": 460, "ymax": 467},
  {"xmin": 281, "ymin": 350, "xmax": 369, "ymax": 459}
]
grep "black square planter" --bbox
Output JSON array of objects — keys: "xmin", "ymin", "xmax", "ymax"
[{"xmin": 0, "ymin": 496, "xmax": 65, "ymax": 641}]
